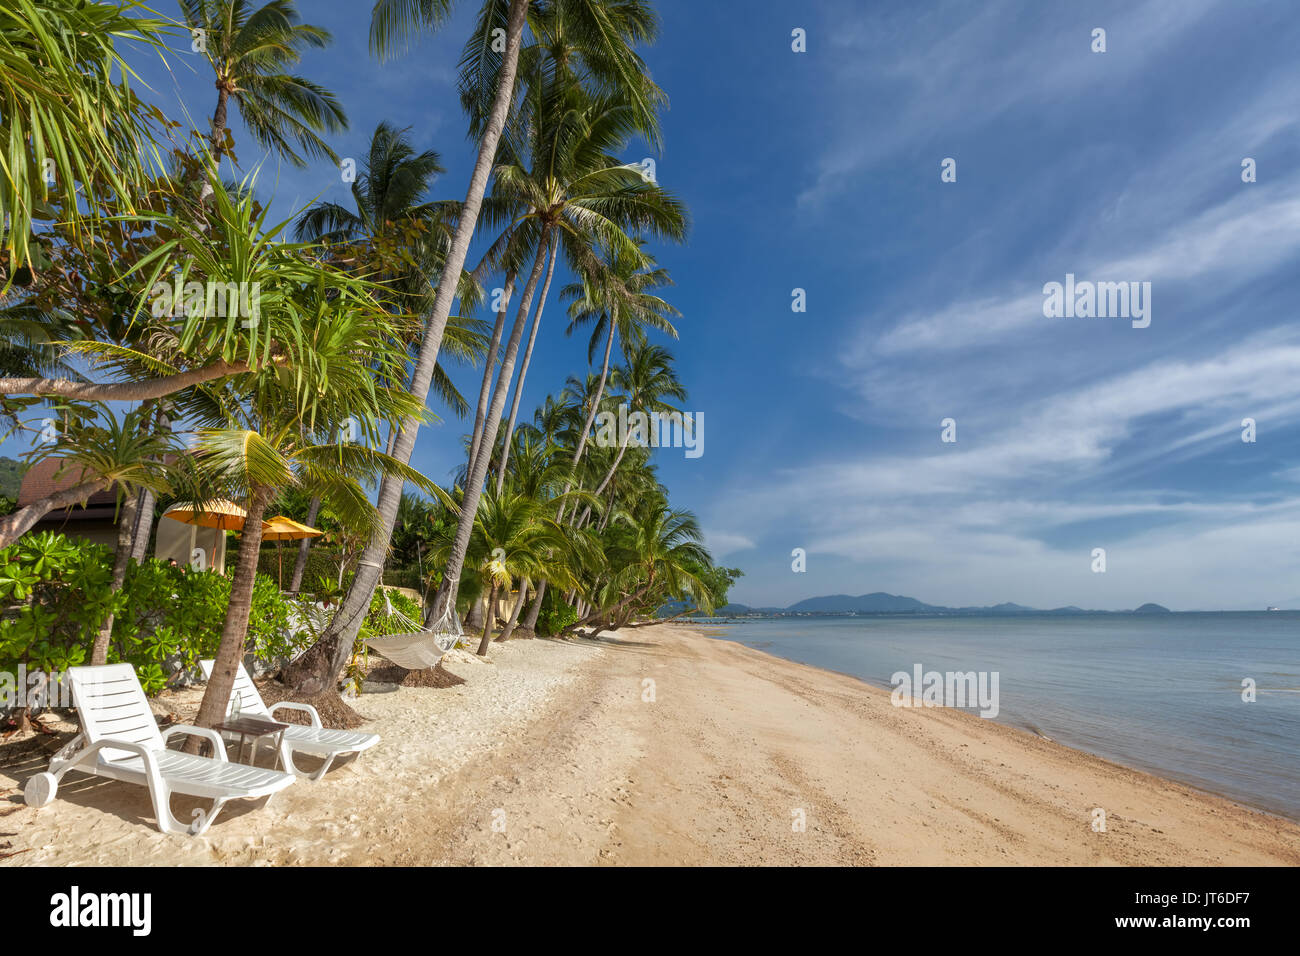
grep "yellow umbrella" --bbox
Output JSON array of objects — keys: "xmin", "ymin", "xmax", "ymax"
[
  {"xmin": 163, "ymin": 499, "xmax": 249, "ymax": 530},
  {"xmin": 260, "ymin": 515, "xmax": 323, "ymax": 590},
  {"xmin": 163, "ymin": 499, "xmax": 249, "ymax": 571}
]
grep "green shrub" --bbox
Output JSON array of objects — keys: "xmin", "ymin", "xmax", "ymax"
[
  {"xmin": 256, "ymin": 544, "xmax": 352, "ymax": 593},
  {"xmin": 113, "ymin": 559, "xmax": 301, "ymax": 693},
  {"xmin": 0, "ymin": 535, "xmax": 302, "ymax": 697},
  {"xmin": 0, "ymin": 532, "xmax": 119, "ymax": 678},
  {"xmin": 535, "ymin": 588, "xmax": 577, "ymax": 636}
]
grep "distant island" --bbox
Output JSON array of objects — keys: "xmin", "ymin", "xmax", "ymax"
[
  {"xmin": 689, "ymin": 592, "xmax": 1184, "ymax": 618},
  {"xmin": 1133, "ymin": 602, "xmax": 1172, "ymax": 614}
]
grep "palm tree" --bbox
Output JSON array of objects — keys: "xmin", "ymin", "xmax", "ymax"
[
  {"xmin": 432, "ymin": 487, "xmax": 571, "ymax": 654},
  {"xmin": 189, "ymin": 281, "xmax": 436, "ymax": 737},
  {"xmin": 294, "ymin": 0, "xmax": 688, "ymax": 696},
  {"xmin": 290, "ymin": 122, "xmax": 487, "ymax": 591},
  {"xmin": 584, "ymin": 500, "xmax": 713, "ymax": 637},
  {"xmin": 433, "ymin": 86, "xmax": 687, "ymax": 621},
  {"xmin": 485, "ymin": 0, "xmax": 672, "ymax": 488},
  {"xmin": 560, "ymin": 240, "xmax": 677, "ymax": 492},
  {"xmin": 179, "ymin": 0, "xmax": 347, "ymax": 167},
  {"xmin": 283, "ymin": 0, "xmax": 533, "ymax": 698}
]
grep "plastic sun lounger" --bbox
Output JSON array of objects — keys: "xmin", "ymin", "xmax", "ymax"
[
  {"xmin": 198, "ymin": 660, "xmax": 379, "ymax": 782},
  {"xmin": 23, "ymin": 663, "xmax": 295, "ymax": 836}
]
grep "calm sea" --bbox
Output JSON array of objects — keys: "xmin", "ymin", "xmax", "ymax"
[{"xmin": 703, "ymin": 614, "xmax": 1300, "ymax": 819}]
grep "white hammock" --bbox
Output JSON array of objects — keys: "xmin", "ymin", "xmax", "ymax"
[{"xmin": 363, "ymin": 594, "xmax": 463, "ymax": 670}]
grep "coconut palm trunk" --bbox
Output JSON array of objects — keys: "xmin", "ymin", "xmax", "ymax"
[
  {"xmin": 434, "ymin": 232, "xmax": 550, "ymax": 619},
  {"xmin": 0, "ymin": 478, "xmax": 110, "ymax": 546},
  {"xmin": 497, "ymin": 576, "xmax": 530, "ymax": 641},
  {"xmin": 523, "ymin": 578, "xmax": 546, "ymax": 629},
  {"xmin": 127, "ymin": 406, "xmax": 170, "ymax": 561},
  {"xmin": 557, "ymin": 322, "xmax": 615, "ymax": 522},
  {"xmin": 476, "ymin": 582, "xmax": 500, "ymax": 655},
  {"xmin": 468, "ymin": 273, "xmax": 514, "ymax": 471},
  {"xmin": 127, "ymin": 488, "xmax": 155, "ymax": 561},
  {"xmin": 91, "ymin": 495, "xmax": 140, "ymax": 665},
  {"xmin": 282, "ymin": 0, "xmax": 531, "ymax": 697},
  {"xmin": 496, "ymin": 238, "xmax": 558, "ymax": 493},
  {"xmin": 189, "ymin": 485, "xmax": 273, "ymax": 746},
  {"xmin": 287, "ymin": 494, "xmax": 322, "ymax": 593}
]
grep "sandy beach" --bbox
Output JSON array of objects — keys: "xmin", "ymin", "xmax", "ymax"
[{"xmin": 3, "ymin": 623, "xmax": 1298, "ymax": 866}]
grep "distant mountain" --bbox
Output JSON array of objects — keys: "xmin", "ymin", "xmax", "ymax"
[
  {"xmin": 1133, "ymin": 602, "xmax": 1172, "ymax": 614},
  {"xmin": 715, "ymin": 603, "xmax": 752, "ymax": 615},
  {"xmin": 704, "ymin": 593, "xmax": 1187, "ymax": 617},
  {"xmin": 787, "ymin": 592, "xmax": 932, "ymax": 613}
]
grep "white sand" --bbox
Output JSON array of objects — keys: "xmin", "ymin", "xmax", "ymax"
[
  {"xmin": 4, "ymin": 625, "xmax": 1298, "ymax": 866},
  {"xmin": 1, "ymin": 638, "xmax": 598, "ymax": 865}
]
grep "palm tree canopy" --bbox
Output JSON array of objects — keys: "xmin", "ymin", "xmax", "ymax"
[{"xmin": 181, "ymin": 0, "xmax": 348, "ymax": 166}]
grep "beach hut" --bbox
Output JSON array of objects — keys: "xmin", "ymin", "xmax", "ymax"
[{"xmin": 156, "ymin": 499, "xmax": 248, "ymax": 572}]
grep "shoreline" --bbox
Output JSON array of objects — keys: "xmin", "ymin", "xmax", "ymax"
[
  {"xmin": 4, "ymin": 623, "xmax": 1298, "ymax": 865},
  {"xmin": 678, "ymin": 620, "xmax": 1300, "ymax": 825}
]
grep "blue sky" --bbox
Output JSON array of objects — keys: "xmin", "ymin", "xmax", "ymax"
[{"xmin": 35, "ymin": 0, "xmax": 1300, "ymax": 610}]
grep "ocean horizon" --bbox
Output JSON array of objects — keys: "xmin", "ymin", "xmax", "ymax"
[{"xmin": 703, "ymin": 613, "xmax": 1300, "ymax": 820}]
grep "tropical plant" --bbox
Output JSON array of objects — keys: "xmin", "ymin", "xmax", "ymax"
[
  {"xmin": 284, "ymin": 0, "xmax": 534, "ymax": 698},
  {"xmin": 0, "ymin": 0, "xmax": 169, "ymax": 274},
  {"xmin": 179, "ymin": 0, "xmax": 347, "ymax": 167}
]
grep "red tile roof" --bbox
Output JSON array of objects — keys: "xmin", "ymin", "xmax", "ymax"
[{"xmin": 16, "ymin": 458, "xmax": 118, "ymax": 508}]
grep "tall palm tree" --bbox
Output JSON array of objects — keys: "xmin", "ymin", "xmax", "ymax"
[
  {"xmin": 289, "ymin": 122, "xmax": 487, "ymax": 591},
  {"xmin": 434, "ymin": 86, "xmax": 687, "ymax": 619},
  {"xmin": 180, "ymin": 0, "xmax": 347, "ymax": 166},
  {"xmin": 484, "ymin": 0, "xmax": 671, "ymax": 488},
  {"xmin": 560, "ymin": 240, "xmax": 677, "ymax": 490},
  {"xmin": 283, "ymin": 0, "xmax": 533, "ymax": 697}
]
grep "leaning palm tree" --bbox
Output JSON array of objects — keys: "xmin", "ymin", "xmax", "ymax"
[
  {"xmin": 282, "ymin": 0, "xmax": 534, "ymax": 698},
  {"xmin": 188, "ymin": 288, "xmax": 437, "ymax": 737},
  {"xmin": 289, "ymin": 121, "xmax": 488, "ymax": 592},
  {"xmin": 434, "ymin": 86, "xmax": 688, "ymax": 622},
  {"xmin": 179, "ymin": 0, "xmax": 347, "ymax": 166}
]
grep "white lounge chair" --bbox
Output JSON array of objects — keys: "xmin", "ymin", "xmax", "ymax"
[
  {"xmin": 198, "ymin": 660, "xmax": 379, "ymax": 781},
  {"xmin": 23, "ymin": 663, "xmax": 295, "ymax": 836}
]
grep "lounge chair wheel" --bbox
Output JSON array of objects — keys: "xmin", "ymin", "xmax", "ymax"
[{"xmin": 24, "ymin": 772, "xmax": 57, "ymax": 808}]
